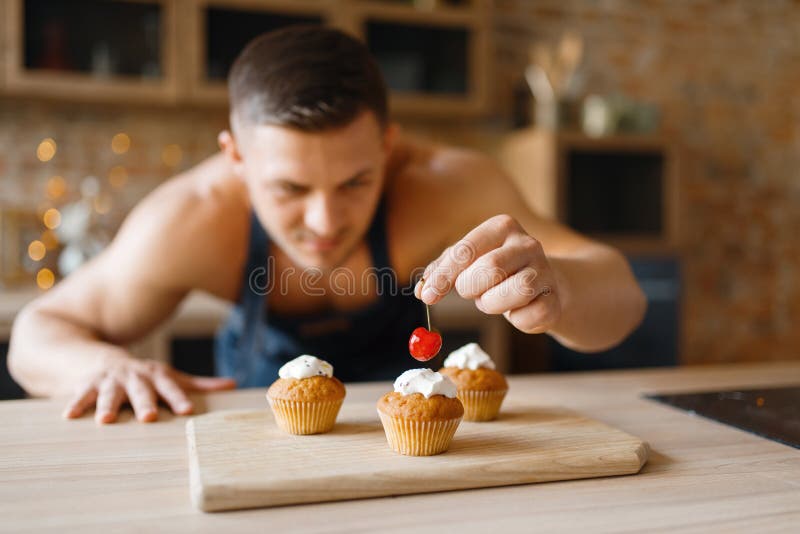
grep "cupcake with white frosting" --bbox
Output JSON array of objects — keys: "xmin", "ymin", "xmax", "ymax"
[
  {"xmin": 266, "ymin": 355, "xmax": 346, "ymax": 435},
  {"xmin": 439, "ymin": 343, "xmax": 508, "ymax": 421},
  {"xmin": 376, "ymin": 368, "xmax": 464, "ymax": 456}
]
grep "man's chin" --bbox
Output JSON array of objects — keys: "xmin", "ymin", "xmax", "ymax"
[{"xmin": 291, "ymin": 247, "xmax": 345, "ymax": 272}]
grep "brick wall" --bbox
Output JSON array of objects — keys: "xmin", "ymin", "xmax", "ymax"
[
  {"xmin": 0, "ymin": 100, "xmax": 226, "ymax": 216},
  {"xmin": 1, "ymin": 0, "xmax": 799, "ymax": 364},
  {"xmin": 492, "ymin": 0, "xmax": 800, "ymax": 363}
]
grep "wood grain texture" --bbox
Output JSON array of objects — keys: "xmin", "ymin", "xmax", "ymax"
[
  {"xmin": 1, "ymin": 362, "xmax": 799, "ymax": 532},
  {"xmin": 187, "ymin": 401, "xmax": 648, "ymax": 512}
]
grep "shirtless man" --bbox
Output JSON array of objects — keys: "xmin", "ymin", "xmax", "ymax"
[{"xmin": 8, "ymin": 26, "xmax": 646, "ymax": 424}]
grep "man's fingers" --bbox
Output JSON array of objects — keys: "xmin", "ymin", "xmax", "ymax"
[
  {"xmin": 153, "ymin": 373, "xmax": 194, "ymax": 415},
  {"xmin": 95, "ymin": 377, "xmax": 125, "ymax": 425},
  {"xmin": 414, "ymin": 245, "xmax": 453, "ymax": 299},
  {"xmin": 476, "ymin": 266, "xmax": 541, "ymax": 314},
  {"xmin": 60, "ymin": 359, "xmax": 231, "ymax": 425},
  {"xmin": 175, "ymin": 372, "xmax": 237, "ymax": 392},
  {"xmin": 502, "ymin": 285, "xmax": 561, "ymax": 334},
  {"xmin": 419, "ymin": 215, "xmax": 518, "ymax": 305},
  {"xmin": 62, "ymin": 382, "xmax": 99, "ymax": 419},
  {"xmin": 125, "ymin": 372, "xmax": 158, "ymax": 423},
  {"xmin": 454, "ymin": 239, "xmax": 537, "ymax": 299}
]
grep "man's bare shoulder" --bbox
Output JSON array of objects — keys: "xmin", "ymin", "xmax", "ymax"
[
  {"xmin": 390, "ymin": 138, "xmax": 591, "ymax": 257},
  {"xmin": 389, "ymin": 139, "xmax": 480, "ymax": 187},
  {"xmin": 387, "ymin": 137, "xmax": 586, "ymax": 272},
  {"xmin": 387, "ymin": 139, "xmax": 512, "ymax": 234},
  {"xmin": 385, "ymin": 139, "xmax": 501, "ymax": 278},
  {"xmin": 114, "ymin": 153, "xmax": 250, "ymax": 300}
]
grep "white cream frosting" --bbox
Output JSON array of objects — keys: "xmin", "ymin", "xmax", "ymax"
[
  {"xmin": 278, "ymin": 355, "xmax": 333, "ymax": 379},
  {"xmin": 393, "ymin": 368, "xmax": 457, "ymax": 398},
  {"xmin": 443, "ymin": 343, "xmax": 496, "ymax": 370}
]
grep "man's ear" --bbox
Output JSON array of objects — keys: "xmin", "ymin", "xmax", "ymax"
[
  {"xmin": 382, "ymin": 122, "xmax": 400, "ymax": 154},
  {"xmin": 218, "ymin": 130, "xmax": 245, "ymax": 178}
]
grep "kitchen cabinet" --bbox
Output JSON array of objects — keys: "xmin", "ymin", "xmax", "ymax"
[
  {"xmin": 3, "ymin": 0, "xmax": 180, "ymax": 104},
  {"xmin": 2, "ymin": 0, "xmax": 491, "ymax": 116},
  {"xmin": 184, "ymin": 0, "xmax": 331, "ymax": 105},
  {"xmin": 500, "ymin": 129, "xmax": 681, "ymax": 255},
  {"xmin": 340, "ymin": 0, "xmax": 490, "ymax": 116}
]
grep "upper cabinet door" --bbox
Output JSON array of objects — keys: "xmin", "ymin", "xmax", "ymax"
[
  {"xmin": 4, "ymin": 0, "xmax": 179, "ymax": 104},
  {"xmin": 186, "ymin": 0, "xmax": 332, "ymax": 105},
  {"xmin": 185, "ymin": 0, "xmax": 489, "ymax": 116},
  {"xmin": 353, "ymin": 0, "xmax": 490, "ymax": 117}
]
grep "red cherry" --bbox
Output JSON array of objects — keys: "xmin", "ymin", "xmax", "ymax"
[{"xmin": 408, "ymin": 327, "xmax": 442, "ymax": 361}]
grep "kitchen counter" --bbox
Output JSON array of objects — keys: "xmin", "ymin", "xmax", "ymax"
[{"xmin": 1, "ymin": 362, "xmax": 799, "ymax": 532}]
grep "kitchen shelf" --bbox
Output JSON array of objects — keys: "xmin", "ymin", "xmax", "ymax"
[
  {"xmin": 350, "ymin": 0, "xmax": 490, "ymax": 116},
  {"xmin": 3, "ymin": 0, "xmax": 179, "ymax": 104},
  {"xmin": 500, "ymin": 129, "xmax": 681, "ymax": 255},
  {"xmin": 356, "ymin": 0, "xmax": 476, "ymax": 11},
  {"xmin": 2, "ymin": 0, "xmax": 490, "ymax": 116},
  {"xmin": 185, "ymin": 0, "xmax": 335, "ymax": 104}
]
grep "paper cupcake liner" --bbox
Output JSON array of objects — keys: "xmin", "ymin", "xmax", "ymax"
[
  {"xmin": 458, "ymin": 389, "xmax": 507, "ymax": 421},
  {"xmin": 267, "ymin": 397, "xmax": 343, "ymax": 435},
  {"xmin": 377, "ymin": 411, "xmax": 461, "ymax": 456}
]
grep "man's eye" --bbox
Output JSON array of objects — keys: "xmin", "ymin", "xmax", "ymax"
[
  {"xmin": 342, "ymin": 179, "xmax": 369, "ymax": 190},
  {"xmin": 277, "ymin": 183, "xmax": 306, "ymax": 195}
]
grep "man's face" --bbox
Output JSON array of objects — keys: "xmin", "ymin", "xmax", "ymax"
[{"xmin": 230, "ymin": 110, "xmax": 392, "ymax": 271}]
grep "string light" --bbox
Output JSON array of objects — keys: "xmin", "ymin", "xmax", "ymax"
[
  {"xmin": 111, "ymin": 133, "xmax": 131, "ymax": 155},
  {"xmin": 37, "ymin": 138, "xmax": 57, "ymax": 162},
  {"xmin": 45, "ymin": 175, "xmax": 67, "ymax": 199},
  {"xmin": 93, "ymin": 194, "xmax": 113, "ymax": 214},
  {"xmin": 161, "ymin": 144, "xmax": 183, "ymax": 168},
  {"xmin": 43, "ymin": 208, "xmax": 61, "ymax": 229},
  {"xmin": 108, "ymin": 165, "xmax": 128, "ymax": 188},
  {"xmin": 28, "ymin": 240, "xmax": 46, "ymax": 261},
  {"xmin": 36, "ymin": 268, "xmax": 55, "ymax": 290}
]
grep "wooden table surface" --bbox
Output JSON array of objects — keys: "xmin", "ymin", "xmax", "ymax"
[{"xmin": 1, "ymin": 361, "xmax": 799, "ymax": 533}]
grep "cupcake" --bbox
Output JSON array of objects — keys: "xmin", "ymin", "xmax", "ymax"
[
  {"xmin": 377, "ymin": 368, "xmax": 464, "ymax": 456},
  {"xmin": 439, "ymin": 343, "xmax": 508, "ymax": 421},
  {"xmin": 266, "ymin": 355, "xmax": 345, "ymax": 435}
]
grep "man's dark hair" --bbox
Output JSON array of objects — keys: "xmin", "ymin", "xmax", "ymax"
[{"xmin": 229, "ymin": 25, "xmax": 388, "ymax": 132}]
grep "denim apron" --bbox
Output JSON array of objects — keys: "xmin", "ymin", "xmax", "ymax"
[{"xmin": 214, "ymin": 195, "xmax": 425, "ymax": 387}]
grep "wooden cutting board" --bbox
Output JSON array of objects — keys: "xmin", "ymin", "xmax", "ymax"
[{"xmin": 186, "ymin": 399, "xmax": 649, "ymax": 512}]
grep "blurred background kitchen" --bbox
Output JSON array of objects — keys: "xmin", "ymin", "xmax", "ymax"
[{"xmin": 1, "ymin": 0, "xmax": 798, "ymax": 400}]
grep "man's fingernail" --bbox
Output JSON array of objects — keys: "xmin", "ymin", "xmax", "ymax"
[
  {"xmin": 422, "ymin": 287, "xmax": 437, "ymax": 303},
  {"xmin": 96, "ymin": 412, "xmax": 113, "ymax": 424},
  {"xmin": 139, "ymin": 411, "xmax": 157, "ymax": 423},
  {"xmin": 178, "ymin": 402, "xmax": 193, "ymax": 414}
]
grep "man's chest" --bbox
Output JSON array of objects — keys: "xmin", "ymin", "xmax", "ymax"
[{"xmin": 265, "ymin": 203, "xmax": 450, "ymax": 316}]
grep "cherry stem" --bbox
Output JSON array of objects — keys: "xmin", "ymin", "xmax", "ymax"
[
  {"xmin": 420, "ymin": 276, "xmax": 433, "ymax": 331},
  {"xmin": 426, "ymin": 303, "xmax": 431, "ymax": 331},
  {"xmin": 419, "ymin": 278, "xmax": 432, "ymax": 332}
]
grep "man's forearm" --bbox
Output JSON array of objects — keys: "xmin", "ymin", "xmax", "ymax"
[
  {"xmin": 8, "ymin": 304, "xmax": 129, "ymax": 397},
  {"xmin": 547, "ymin": 245, "xmax": 647, "ymax": 353}
]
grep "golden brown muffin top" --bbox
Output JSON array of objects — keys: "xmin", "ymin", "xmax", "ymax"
[
  {"xmin": 377, "ymin": 392, "xmax": 464, "ymax": 420},
  {"xmin": 439, "ymin": 367, "xmax": 508, "ymax": 391},
  {"xmin": 267, "ymin": 375, "xmax": 346, "ymax": 402}
]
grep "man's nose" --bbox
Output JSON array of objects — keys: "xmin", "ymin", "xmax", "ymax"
[{"xmin": 304, "ymin": 193, "xmax": 342, "ymax": 237}]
